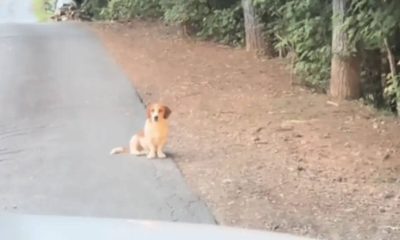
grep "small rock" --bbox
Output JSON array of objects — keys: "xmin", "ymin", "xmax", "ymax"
[
  {"xmin": 297, "ymin": 166, "xmax": 305, "ymax": 171},
  {"xmin": 383, "ymin": 153, "xmax": 391, "ymax": 161},
  {"xmin": 384, "ymin": 192, "xmax": 395, "ymax": 199},
  {"xmin": 344, "ymin": 208, "xmax": 356, "ymax": 212},
  {"xmin": 278, "ymin": 123, "xmax": 294, "ymax": 131},
  {"xmin": 293, "ymin": 133, "xmax": 303, "ymax": 138},
  {"xmin": 254, "ymin": 127, "xmax": 264, "ymax": 134},
  {"xmin": 253, "ymin": 136, "xmax": 260, "ymax": 142},
  {"xmin": 283, "ymin": 137, "xmax": 289, "ymax": 142},
  {"xmin": 222, "ymin": 179, "xmax": 233, "ymax": 184}
]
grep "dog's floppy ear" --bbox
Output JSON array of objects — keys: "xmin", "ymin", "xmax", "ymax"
[
  {"xmin": 163, "ymin": 106, "xmax": 172, "ymax": 119},
  {"xmin": 146, "ymin": 104, "xmax": 152, "ymax": 119}
]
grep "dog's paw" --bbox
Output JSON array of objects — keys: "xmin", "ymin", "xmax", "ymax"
[
  {"xmin": 147, "ymin": 152, "xmax": 156, "ymax": 159},
  {"xmin": 157, "ymin": 152, "xmax": 167, "ymax": 158},
  {"xmin": 132, "ymin": 150, "xmax": 146, "ymax": 156}
]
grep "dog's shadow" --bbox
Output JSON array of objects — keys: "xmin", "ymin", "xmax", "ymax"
[
  {"xmin": 162, "ymin": 151, "xmax": 176, "ymax": 160},
  {"xmin": 148, "ymin": 151, "xmax": 177, "ymax": 160},
  {"xmin": 111, "ymin": 151, "xmax": 177, "ymax": 160}
]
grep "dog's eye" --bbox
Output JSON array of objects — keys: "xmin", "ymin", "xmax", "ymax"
[
  {"xmin": 151, "ymin": 109, "xmax": 155, "ymax": 112},
  {"xmin": 159, "ymin": 109, "xmax": 163, "ymax": 113}
]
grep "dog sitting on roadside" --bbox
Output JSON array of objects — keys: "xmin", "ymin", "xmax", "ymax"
[{"xmin": 110, "ymin": 103, "xmax": 171, "ymax": 159}]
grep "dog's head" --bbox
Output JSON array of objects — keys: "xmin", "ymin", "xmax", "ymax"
[{"xmin": 147, "ymin": 103, "xmax": 171, "ymax": 122}]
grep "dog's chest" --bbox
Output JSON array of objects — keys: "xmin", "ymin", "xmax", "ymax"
[{"xmin": 145, "ymin": 121, "xmax": 168, "ymax": 140}]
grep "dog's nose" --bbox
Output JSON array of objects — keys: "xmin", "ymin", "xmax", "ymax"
[{"xmin": 154, "ymin": 116, "xmax": 159, "ymax": 121}]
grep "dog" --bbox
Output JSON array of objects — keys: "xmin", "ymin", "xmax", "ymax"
[{"xmin": 110, "ymin": 103, "xmax": 171, "ymax": 159}]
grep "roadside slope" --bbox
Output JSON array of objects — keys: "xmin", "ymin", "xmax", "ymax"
[{"xmin": 92, "ymin": 21, "xmax": 400, "ymax": 240}]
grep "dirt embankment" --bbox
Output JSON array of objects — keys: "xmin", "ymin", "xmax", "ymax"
[{"xmin": 92, "ymin": 21, "xmax": 400, "ymax": 240}]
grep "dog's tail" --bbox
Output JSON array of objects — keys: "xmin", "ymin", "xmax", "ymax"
[{"xmin": 110, "ymin": 147, "xmax": 128, "ymax": 155}]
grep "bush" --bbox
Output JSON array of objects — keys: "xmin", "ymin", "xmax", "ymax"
[
  {"xmin": 100, "ymin": 0, "xmax": 163, "ymax": 20},
  {"xmin": 255, "ymin": 0, "xmax": 332, "ymax": 88},
  {"xmin": 197, "ymin": 3, "xmax": 244, "ymax": 46},
  {"xmin": 162, "ymin": 0, "xmax": 244, "ymax": 46},
  {"xmin": 162, "ymin": 0, "xmax": 210, "ymax": 31},
  {"xmin": 80, "ymin": 0, "xmax": 108, "ymax": 18}
]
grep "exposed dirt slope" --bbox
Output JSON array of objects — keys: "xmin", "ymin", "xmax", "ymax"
[{"xmin": 92, "ymin": 21, "xmax": 400, "ymax": 240}]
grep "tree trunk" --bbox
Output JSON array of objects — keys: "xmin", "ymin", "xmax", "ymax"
[
  {"xmin": 242, "ymin": 0, "xmax": 267, "ymax": 55},
  {"xmin": 330, "ymin": 0, "xmax": 361, "ymax": 99}
]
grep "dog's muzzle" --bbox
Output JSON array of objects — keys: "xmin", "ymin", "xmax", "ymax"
[{"xmin": 154, "ymin": 116, "xmax": 159, "ymax": 122}]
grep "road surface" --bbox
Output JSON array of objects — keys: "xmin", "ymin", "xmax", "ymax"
[{"xmin": 0, "ymin": 0, "xmax": 214, "ymax": 223}]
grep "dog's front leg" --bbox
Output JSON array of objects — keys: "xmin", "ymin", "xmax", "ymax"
[
  {"xmin": 147, "ymin": 143, "xmax": 157, "ymax": 159},
  {"xmin": 156, "ymin": 140, "xmax": 167, "ymax": 158}
]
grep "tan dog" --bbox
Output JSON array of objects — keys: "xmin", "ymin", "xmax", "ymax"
[{"xmin": 110, "ymin": 103, "xmax": 171, "ymax": 159}]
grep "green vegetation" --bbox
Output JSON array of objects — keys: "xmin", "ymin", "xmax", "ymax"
[
  {"xmin": 33, "ymin": 0, "xmax": 53, "ymax": 22},
  {"xmin": 82, "ymin": 0, "xmax": 400, "ymax": 114}
]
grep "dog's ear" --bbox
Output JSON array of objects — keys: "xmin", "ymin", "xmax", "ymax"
[
  {"xmin": 163, "ymin": 106, "xmax": 172, "ymax": 119},
  {"xmin": 146, "ymin": 104, "xmax": 153, "ymax": 119}
]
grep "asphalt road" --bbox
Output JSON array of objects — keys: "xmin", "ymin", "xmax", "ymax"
[{"xmin": 0, "ymin": 1, "xmax": 214, "ymax": 223}]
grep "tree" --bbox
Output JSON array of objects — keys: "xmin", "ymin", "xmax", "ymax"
[
  {"xmin": 329, "ymin": 0, "xmax": 361, "ymax": 99},
  {"xmin": 241, "ymin": 0, "xmax": 267, "ymax": 55}
]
